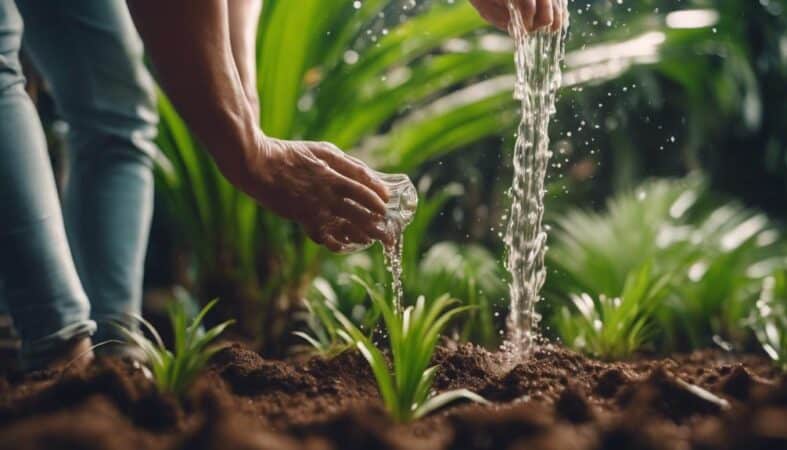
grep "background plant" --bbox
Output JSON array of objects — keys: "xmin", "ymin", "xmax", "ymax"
[
  {"xmin": 554, "ymin": 264, "xmax": 669, "ymax": 359},
  {"xmin": 749, "ymin": 271, "xmax": 787, "ymax": 371},
  {"xmin": 546, "ymin": 175, "xmax": 786, "ymax": 355}
]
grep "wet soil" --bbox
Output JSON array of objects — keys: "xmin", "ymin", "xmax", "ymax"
[{"xmin": 0, "ymin": 343, "xmax": 786, "ymax": 450}]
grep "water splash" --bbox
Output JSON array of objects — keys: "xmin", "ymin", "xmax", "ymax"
[{"xmin": 502, "ymin": 1, "xmax": 569, "ymax": 362}]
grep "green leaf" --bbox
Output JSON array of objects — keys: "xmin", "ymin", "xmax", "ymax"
[{"xmin": 414, "ymin": 389, "xmax": 490, "ymax": 420}]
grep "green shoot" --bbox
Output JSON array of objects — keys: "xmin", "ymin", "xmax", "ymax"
[
  {"xmin": 118, "ymin": 299, "xmax": 233, "ymax": 397},
  {"xmin": 333, "ymin": 277, "xmax": 488, "ymax": 422},
  {"xmin": 749, "ymin": 273, "xmax": 787, "ymax": 371},
  {"xmin": 555, "ymin": 265, "xmax": 669, "ymax": 360},
  {"xmin": 295, "ymin": 274, "xmax": 381, "ymax": 357}
]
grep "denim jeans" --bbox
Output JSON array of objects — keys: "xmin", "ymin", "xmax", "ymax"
[{"xmin": 0, "ymin": 0, "xmax": 157, "ymax": 369}]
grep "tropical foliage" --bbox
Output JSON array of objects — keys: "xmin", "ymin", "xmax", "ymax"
[
  {"xmin": 547, "ymin": 175, "xmax": 786, "ymax": 356},
  {"xmin": 555, "ymin": 264, "xmax": 669, "ymax": 359},
  {"xmin": 749, "ymin": 272, "xmax": 787, "ymax": 371}
]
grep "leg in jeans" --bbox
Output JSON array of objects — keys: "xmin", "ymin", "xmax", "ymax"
[
  {"xmin": 16, "ymin": 0, "xmax": 158, "ymax": 350},
  {"xmin": 0, "ymin": 0, "xmax": 95, "ymax": 370}
]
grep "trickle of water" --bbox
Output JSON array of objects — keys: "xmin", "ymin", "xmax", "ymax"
[
  {"xmin": 501, "ymin": 0, "xmax": 569, "ymax": 362},
  {"xmin": 383, "ymin": 234, "xmax": 405, "ymax": 313}
]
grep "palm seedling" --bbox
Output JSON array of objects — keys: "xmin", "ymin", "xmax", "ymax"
[
  {"xmin": 118, "ymin": 299, "xmax": 233, "ymax": 397},
  {"xmin": 554, "ymin": 264, "xmax": 670, "ymax": 360},
  {"xmin": 333, "ymin": 277, "xmax": 488, "ymax": 422},
  {"xmin": 749, "ymin": 272, "xmax": 787, "ymax": 371}
]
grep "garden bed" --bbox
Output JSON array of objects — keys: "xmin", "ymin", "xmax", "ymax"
[{"xmin": 0, "ymin": 343, "xmax": 785, "ymax": 450}]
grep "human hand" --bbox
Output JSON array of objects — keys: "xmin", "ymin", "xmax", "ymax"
[
  {"xmin": 469, "ymin": 0, "xmax": 565, "ymax": 32},
  {"xmin": 241, "ymin": 136, "xmax": 391, "ymax": 252}
]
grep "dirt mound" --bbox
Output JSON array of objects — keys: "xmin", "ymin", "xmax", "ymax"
[{"xmin": 0, "ymin": 343, "xmax": 785, "ymax": 450}]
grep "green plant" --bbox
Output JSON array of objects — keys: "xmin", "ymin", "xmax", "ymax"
[
  {"xmin": 546, "ymin": 176, "xmax": 784, "ymax": 351},
  {"xmin": 555, "ymin": 264, "xmax": 670, "ymax": 360},
  {"xmin": 118, "ymin": 299, "xmax": 233, "ymax": 397},
  {"xmin": 749, "ymin": 272, "xmax": 787, "ymax": 371},
  {"xmin": 294, "ymin": 271, "xmax": 381, "ymax": 356},
  {"xmin": 415, "ymin": 242, "xmax": 506, "ymax": 345},
  {"xmin": 333, "ymin": 277, "xmax": 487, "ymax": 422}
]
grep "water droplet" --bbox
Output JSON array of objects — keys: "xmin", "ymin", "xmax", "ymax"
[{"xmin": 343, "ymin": 50, "xmax": 359, "ymax": 65}]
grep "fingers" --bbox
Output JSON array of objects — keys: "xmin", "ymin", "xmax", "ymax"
[
  {"xmin": 317, "ymin": 233, "xmax": 347, "ymax": 253},
  {"xmin": 533, "ymin": 0, "xmax": 553, "ymax": 30},
  {"xmin": 551, "ymin": 0, "xmax": 563, "ymax": 31},
  {"xmin": 489, "ymin": 0, "xmax": 560, "ymax": 32},
  {"xmin": 476, "ymin": 1, "xmax": 510, "ymax": 30},
  {"xmin": 306, "ymin": 218, "xmax": 377, "ymax": 253},
  {"xmin": 305, "ymin": 221, "xmax": 348, "ymax": 253},
  {"xmin": 328, "ymin": 168, "xmax": 388, "ymax": 216},
  {"xmin": 312, "ymin": 142, "xmax": 390, "ymax": 203},
  {"xmin": 515, "ymin": 0, "xmax": 536, "ymax": 30},
  {"xmin": 331, "ymin": 199, "xmax": 388, "ymax": 242}
]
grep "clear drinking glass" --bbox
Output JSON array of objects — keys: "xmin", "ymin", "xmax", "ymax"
[{"xmin": 339, "ymin": 172, "xmax": 418, "ymax": 254}]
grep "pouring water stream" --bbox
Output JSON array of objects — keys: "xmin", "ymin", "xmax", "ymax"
[{"xmin": 501, "ymin": 0, "xmax": 569, "ymax": 363}]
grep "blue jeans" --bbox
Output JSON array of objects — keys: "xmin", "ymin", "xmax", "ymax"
[{"xmin": 0, "ymin": 0, "xmax": 157, "ymax": 369}]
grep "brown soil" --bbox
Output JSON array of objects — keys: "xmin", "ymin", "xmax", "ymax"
[{"xmin": 1, "ymin": 343, "xmax": 786, "ymax": 450}]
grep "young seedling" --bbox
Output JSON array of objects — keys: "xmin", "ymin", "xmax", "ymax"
[
  {"xmin": 749, "ymin": 273, "xmax": 787, "ymax": 371},
  {"xmin": 333, "ymin": 277, "xmax": 488, "ymax": 422},
  {"xmin": 295, "ymin": 274, "xmax": 382, "ymax": 357},
  {"xmin": 118, "ymin": 299, "xmax": 233, "ymax": 397},
  {"xmin": 555, "ymin": 264, "xmax": 669, "ymax": 360}
]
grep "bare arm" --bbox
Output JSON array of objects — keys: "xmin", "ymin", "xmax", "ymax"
[
  {"xmin": 228, "ymin": 0, "xmax": 262, "ymax": 122},
  {"xmin": 128, "ymin": 0, "xmax": 253, "ymax": 180},
  {"xmin": 128, "ymin": 0, "xmax": 389, "ymax": 251}
]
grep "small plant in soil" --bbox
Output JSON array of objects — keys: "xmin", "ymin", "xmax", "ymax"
[
  {"xmin": 118, "ymin": 299, "xmax": 233, "ymax": 397},
  {"xmin": 749, "ymin": 272, "xmax": 787, "ymax": 371},
  {"xmin": 296, "ymin": 272, "xmax": 383, "ymax": 357},
  {"xmin": 555, "ymin": 264, "xmax": 669, "ymax": 360},
  {"xmin": 334, "ymin": 277, "xmax": 488, "ymax": 422}
]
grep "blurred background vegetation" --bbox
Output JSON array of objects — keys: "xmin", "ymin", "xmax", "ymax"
[{"xmin": 33, "ymin": 0, "xmax": 787, "ymax": 361}]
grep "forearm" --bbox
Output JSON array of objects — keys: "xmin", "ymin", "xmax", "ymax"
[
  {"xmin": 127, "ymin": 0, "xmax": 258, "ymax": 186},
  {"xmin": 228, "ymin": 0, "xmax": 262, "ymax": 120}
]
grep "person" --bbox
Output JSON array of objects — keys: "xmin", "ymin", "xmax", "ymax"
[{"xmin": 0, "ymin": 0, "xmax": 563, "ymax": 371}]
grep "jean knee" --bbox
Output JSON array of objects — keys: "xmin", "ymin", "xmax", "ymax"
[
  {"xmin": 0, "ymin": 0, "xmax": 24, "ymax": 93},
  {"xmin": 0, "ymin": 58, "xmax": 24, "ymax": 96},
  {"xmin": 0, "ymin": 44, "xmax": 24, "ymax": 95}
]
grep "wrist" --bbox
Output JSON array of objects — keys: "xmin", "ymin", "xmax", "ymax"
[{"xmin": 207, "ymin": 108, "xmax": 264, "ymax": 190}]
